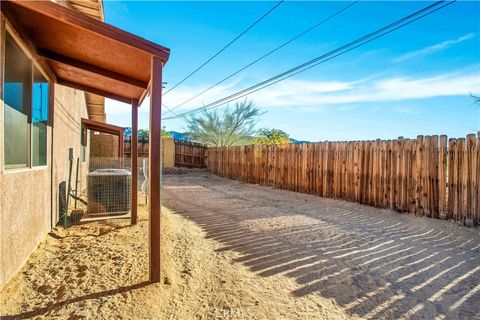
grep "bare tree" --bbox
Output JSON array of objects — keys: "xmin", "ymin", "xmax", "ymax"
[{"xmin": 186, "ymin": 99, "xmax": 263, "ymax": 147}]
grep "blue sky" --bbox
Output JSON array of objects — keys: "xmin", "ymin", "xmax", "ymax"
[{"xmin": 104, "ymin": 1, "xmax": 480, "ymax": 141}]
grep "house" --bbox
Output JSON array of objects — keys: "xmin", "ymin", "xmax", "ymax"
[{"xmin": 0, "ymin": 0, "xmax": 169, "ymax": 289}]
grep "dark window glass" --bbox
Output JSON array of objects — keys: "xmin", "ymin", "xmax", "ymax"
[
  {"xmin": 4, "ymin": 34, "xmax": 31, "ymax": 169},
  {"xmin": 32, "ymin": 67, "xmax": 49, "ymax": 166}
]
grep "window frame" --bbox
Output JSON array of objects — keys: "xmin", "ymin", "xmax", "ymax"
[
  {"xmin": 2, "ymin": 21, "xmax": 53, "ymax": 172},
  {"xmin": 81, "ymin": 125, "xmax": 87, "ymax": 163},
  {"xmin": 32, "ymin": 66, "xmax": 50, "ymax": 167}
]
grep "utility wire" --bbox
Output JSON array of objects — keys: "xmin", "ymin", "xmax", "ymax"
[
  {"xmin": 183, "ymin": 0, "xmax": 456, "ymax": 115},
  {"xmin": 162, "ymin": 103, "xmax": 191, "ymax": 122},
  {"xmin": 164, "ymin": 0, "xmax": 454, "ymax": 121},
  {"xmin": 170, "ymin": 1, "xmax": 448, "ymax": 117},
  {"xmin": 163, "ymin": 0, "xmax": 359, "ymax": 116},
  {"xmin": 163, "ymin": 0, "xmax": 284, "ymax": 96}
]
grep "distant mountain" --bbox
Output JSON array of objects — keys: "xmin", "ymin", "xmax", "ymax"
[
  {"xmin": 290, "ymin": 138, "xmax": 311, "ymax": 144},
  {"xmin": 126, "ymin": 129, "xmax": 310, "ymax": 144}
]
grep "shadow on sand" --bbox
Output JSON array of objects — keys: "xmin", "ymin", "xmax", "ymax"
[
  {"xmin": 163, "ymin": 173, "xmax": 480, "ymax": 320},
  {"xmin": 2, "ymin": 282, "xmax": 149, "ymax": 319}
]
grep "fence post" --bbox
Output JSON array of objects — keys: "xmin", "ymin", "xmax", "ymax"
[
  {"xmin": 415, "ymin": 135, "xmax": 424, "ymax": 216},
  {"xmin": 438, "ymin": 135, "xmax": 447, "ymax": 219},
  {"xmin": 476, "ymin": 132, "xmax": 480, "ymax": 226},
  {"xmin": 466, "ymin": 134, "xmax": 476, "ymax": 226}
]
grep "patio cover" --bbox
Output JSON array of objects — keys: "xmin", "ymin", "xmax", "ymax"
[
  {"xmin": 1, "ymin": 0, "xmax": 170, "ymax": 283},
  {"xmin": 1, "ymin": 0, "xmax": 170, "ymax": 104}
]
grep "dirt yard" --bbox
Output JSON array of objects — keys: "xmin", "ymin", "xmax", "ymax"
[
  {"xmin": 0, "ymin": 197, "xmax": 351, "ymax": 319},
  {"xmin": 162, "ymin": 171, "xmax": 480, "ymax": 320}
]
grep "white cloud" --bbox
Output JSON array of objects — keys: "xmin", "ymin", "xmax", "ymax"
[
  {"xmin": 159, "ymin": 79, "xmax": 358, "ymax": 111},
  {"xmin": 338, "ymin": 105, "xmax": 357, "ymax": 112},
  {"xmin": 106, "ymin": 68, "xmax": 480, "ymax": 122},
  {"xmin": 393, "ymin": 106, "xmax": 419, "ymax": 115},
  {"xmin": 162, "ymin": 77, "xmax": 243, "ymax": 109},
  {"xmin": 171, "ymin": 70, "xmax": 478, "ymax": 110},
  {"xmin": 255, "ymin": 71, "xmax": 480, "ymax": 107},
  {"xmin": 104, "ymin": 99, "xmax": 134, "ymax": 115},
  {"xmin": 394, "ymin": 33, "xmax": 476, "ymax": 62}
]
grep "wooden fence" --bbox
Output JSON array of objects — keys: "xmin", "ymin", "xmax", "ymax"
[
  {"xmin": 124, "ymin": 137, "xmax": 207, "ymax": 168},
  {"xmin": 124, "ymin": 137, "xmax": 175, "ymax": 168},
  {"xmin": 207, "ymin": 133, "xmax": 480, "ymax": 226},
  {"xmin": 175, "ymin": 140, "xmax": 207, "ymax": 168},
  {"xmin": 124, "ymin": 136, "xmax": 149, "ymax": 157}
]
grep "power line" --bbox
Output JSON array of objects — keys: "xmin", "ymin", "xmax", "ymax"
[
  {"xmin": 169, "ymin": 0, "xmax": 449, "ymax": 118},
  {"xmin": 162, "ymin": 103, "xmax": 190, "ymax": 122},
  {"xmin": 164, "ymin": 0, "xmax": 454, "ymax": 121},
  {"xmin": 163, "ymin": 1, "xmax": 359, "ymax": 116},
  {"xmin": 187, "ymin": 0, "xmax": 456, "ymax": 115},
  {"xmin": 163, "ymin": 0, "xmax": 284, "ymax": 96}
]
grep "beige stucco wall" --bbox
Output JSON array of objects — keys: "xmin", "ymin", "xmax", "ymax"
[
  {"xmin": 162, "ymin": 137, "xmax": 175, "ymax": 168},
  {"xmin": 50, "ymin": 85, "xmax": 90, "ymax": 225},
  {"xmin": 0, "ymin": 81, "xmax": 88, "ymax": 290},
  {"xmin": 0, "ymin": 128, "xmax": 52, "ymax": 291}
]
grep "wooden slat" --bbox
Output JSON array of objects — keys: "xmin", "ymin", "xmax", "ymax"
[
  {"xmin": 466, "ymin": 134, "xmax": 476, "ymax": 226},
  {"xmin": 438, "ymin": 135, "xmax": 447, "ymax": 219},
  {"xmin": 476, "ymin": 132, "xmax": 480, "ymax": 225}
]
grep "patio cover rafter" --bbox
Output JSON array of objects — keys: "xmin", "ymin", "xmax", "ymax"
[{"xmin": 38, "ymin": 49, "xmax": 149, "ymax": 90}]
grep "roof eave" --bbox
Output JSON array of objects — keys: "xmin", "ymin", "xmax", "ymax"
[{"xmin": 7, "ymin": 0, "xmax": 170, "ymax": 63}]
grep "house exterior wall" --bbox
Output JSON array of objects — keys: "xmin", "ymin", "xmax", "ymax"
[
  {"xmin": 0, "ymin": 84, "xmax": 88, "ymax": 290},
  {"xmin": 0, "ymin": 130, "xmax": 52, "ymax": 291},
  {"xmin": 0, "ymin": 13, "xmax": 90, "ymax": 290},
  {"xmin": 50, "ymin": 85, "xmax": 90, "ymax": 225}
]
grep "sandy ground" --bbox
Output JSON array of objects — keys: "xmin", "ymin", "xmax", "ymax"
[
  {"xmin": 0, "ymin": 201, "xmax": 352, "ymax": 319},
  {"xmin": 162, "ymin": 171, "xmax": 480, "ymax": 320}
]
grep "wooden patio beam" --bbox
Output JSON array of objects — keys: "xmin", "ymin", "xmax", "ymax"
[
  {"xmin": 149, "ymin": 56, "xmax": 163, "ymax": 283},
  {"xmin": 81, "ymin": 118, "xmax": 125, "ymax": 136},
  {"xmin": 38, "ymin": 48, "xmax": 149, "ymax": 89},
  {"xmin": 58, "ymin": 79, "xmax": 132, "ymax": 104},
  {"xmin": 131, "ymin": 99, "xmax": 139, "ymax": 225},
  {"xmin": 138, "ymin": 80, "xmax": 151, "ymax": 106}
]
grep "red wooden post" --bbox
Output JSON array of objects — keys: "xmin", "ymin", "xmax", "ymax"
[
  {"xmin": 131, "ymin": 99, "xmax": 138, "ymax": 225},
  {"xmin": 149, "ymin": 56, "xmax": 163, "ymax": 283}
]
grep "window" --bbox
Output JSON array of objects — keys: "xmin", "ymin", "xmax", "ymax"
[
  {"xmin": 32, "ymin": 68, "xmax": 49, "ymax": 166},
  {"xmin": 4, "ymin": 33, "xmax": 31, "ymax": 169},
  {"xmin": 3, "ymin": 33, "xmax": 50, "ymax": 169}
]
